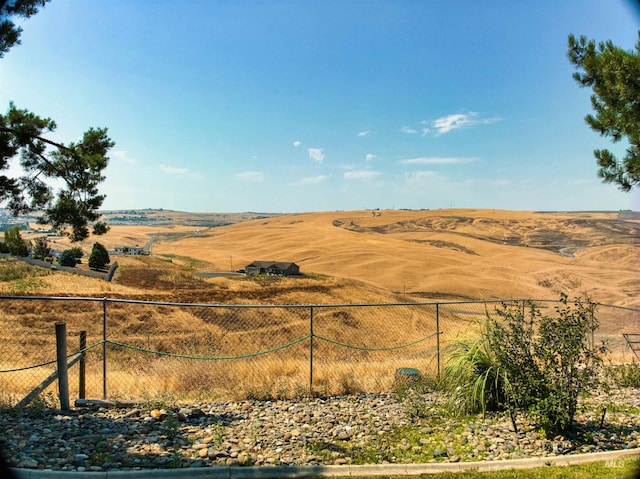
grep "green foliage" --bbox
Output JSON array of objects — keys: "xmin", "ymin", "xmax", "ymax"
[
  {"xmin": 88, "ymin": 242, "xmax": 110, "ymax": 270},
  {"xmin": 3, "ymin": 225, "xmax": 29, "ymax": 256},
  {"xmin": 58, "ymin": 249, "xmax": 77, "ymax": 267},
  {"xmin": 0, "ymin": 3, "xmax": 113, "ymax": 242},
  {"xmin": 32, "ymin": 235, "xmax": 51, "ymax": 260},
  {"xmin": 442, "ymin": 295, "xmax": 606, "ymax": 435},
  {"xmin": 606, "ymin": 362, "xmax": 640, "ymax": 388},
  {"xmin": 568, "ymin": 33, "xmax": 640, "ymax": 191},
  {"xmin": 394, "ymin": 379, "xmax": 437, "ymax": 419},
  {"xmin": 441, "ymin": 318, "xmax": 513, "ymax": 416},
  {"xmin": 0, "ymin": 1, "xmax": 50, "ymax": 58},
  {"xmin": 69, "ymin": 246, "xmax": 83, "ymax": 258},
  {"xmin": 11, "ymin": 276, "xmax": 45, "ymax": 293}
]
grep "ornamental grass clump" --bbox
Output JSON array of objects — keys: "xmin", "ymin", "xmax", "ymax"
[
  {"xmin": 442, "ymin": 294, "xmax": 607, "ymax": 435},
  {"xmin": 441, "ymin": 319, "xmax": 513, "ymax": 416}
]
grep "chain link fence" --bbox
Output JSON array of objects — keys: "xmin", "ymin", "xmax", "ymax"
[{"xmin": 0, "ymin": 296, "xmax": 638, "ymax": 404}]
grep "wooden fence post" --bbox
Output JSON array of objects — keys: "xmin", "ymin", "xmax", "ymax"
[{"xmin": 55, "ymin": 322, "xmax": 70, "ymax": 410}]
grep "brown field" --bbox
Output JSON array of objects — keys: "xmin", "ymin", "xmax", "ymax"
[
  {"xmin": 22, "ymin": 208, "xmax": 640, "ymax": 306},
  {"xmin": 5, "ymin": 208, "xmax": 638, "ymax": 401}
]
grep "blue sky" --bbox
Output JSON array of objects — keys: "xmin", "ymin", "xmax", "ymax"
[{"xmin": 1, "ymin": 0, "xmax": 639, "ymax": 213}]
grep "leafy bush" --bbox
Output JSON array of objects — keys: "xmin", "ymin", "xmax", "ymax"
[
  {"xmin": 442, "ymin": 295, "xmax": 606, "ymax": 435},
  {"xmin": 32, "ymin": 236, "xmax": 52, "ymax": 261},
  {"xmin": 58, "ymin": 249, "xmax": 77, "ymax": 267},
  {"xmin": 4, "ymin": 226, "xmax": 29, "ymax": 256}
]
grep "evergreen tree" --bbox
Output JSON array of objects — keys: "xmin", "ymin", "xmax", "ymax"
[
  {"xmin": 568, "ymin": 33, "xmax": 640, "ymax": 191},
  {"xmin": 88, "ymin": 242, "xmax": 110, "ymax": 270},
  {"xmin": 0, "ymin": 1, "xmax": 51, "ymax": 58},
  {"xmin": 0, "ymin": 0, "xmax": 113, "ymax": 242}
]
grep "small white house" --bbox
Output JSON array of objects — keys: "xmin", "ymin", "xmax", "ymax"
[{"xmin": 114, "ymin": 246, "xmax": 146, "ymax": 255}]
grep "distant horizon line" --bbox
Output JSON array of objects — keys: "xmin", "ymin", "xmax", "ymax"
[{"xmin": 95, "ymin": 207, "xmax": 635, "ymax": 214}]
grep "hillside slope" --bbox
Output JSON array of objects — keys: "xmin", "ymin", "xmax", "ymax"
[{"xmin": 146, "ymin": 209, "xmax": 639, "ymax": 307}]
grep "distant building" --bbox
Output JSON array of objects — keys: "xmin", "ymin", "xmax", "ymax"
[
  {"xmin": 114, "ymin": 246, "xmax": 147, "ymax": 255},
  {"xmin": 245, "ymin": 261, "xmax": 300, "ymax": 276}
]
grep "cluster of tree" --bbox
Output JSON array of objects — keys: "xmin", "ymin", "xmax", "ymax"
[
  {"xmin": 57, "ymin": 242, "xmax": 110, "ymax": 270},
  {"xmin": 0, "ymin": 224, "xmax": 109, "ymax": 269}
]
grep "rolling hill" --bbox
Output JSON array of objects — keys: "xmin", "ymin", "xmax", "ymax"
[{"xmin": 141, "ymin": 208, "xmax": 639, "ymax": 307}]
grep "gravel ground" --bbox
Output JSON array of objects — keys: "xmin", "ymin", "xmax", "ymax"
[{"xmin": 1, "ymin": 389, "xmax": 639, "ymax": 472}]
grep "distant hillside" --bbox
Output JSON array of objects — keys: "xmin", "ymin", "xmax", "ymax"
[
  {"xmin": 149, "ymin": 209, "xmax": 640, "ymax": 307},
  {"xmin": 15, "ymin": 208, "xmax": 640, "ymax": 308},
  {"xmin": 98, "ymin": 209, "xmax": 283, "ymax": 227}
]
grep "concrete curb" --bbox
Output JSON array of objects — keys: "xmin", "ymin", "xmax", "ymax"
[{"xmin": 11, "ymin": 447, "xmax": 640, "ymax": 478}]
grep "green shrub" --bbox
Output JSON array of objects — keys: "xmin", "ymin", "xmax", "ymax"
[
  {"xmin": 441, "ymin": 319, "xmax": 513, "ymax": 416},
  {"xmin": 32, "ymin": 236, "xmax": 52, "ymax": 261},
  {"xmin": 441, "ymin": 295, "xmax": 607, "ymax": 435},
  {"xmin": 606, "ymin": 362, "xmax": 640, "ymax": 388},
  {"xmin": 4, "ymin": 226, "xmax": 29, "ymax": 256},
  {"xmin": 58, "ymin": 249, "xmax": 77, "ymax": 267}
]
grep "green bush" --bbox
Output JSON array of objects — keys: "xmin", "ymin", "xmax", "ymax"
[
  {"xmin": 58, "ymin": 249, "xmax": 77, "ymax": 267},
  {"xmin": 442, "ymin": 295, "xmax": 607, "ymax": 435},
  {"xmin": 606, "ymin": 362, "xmax": 640, "ymax": 388},
  {"xmin": 4, "ymin": 226, "xmax": 29, "ymax": 256}
]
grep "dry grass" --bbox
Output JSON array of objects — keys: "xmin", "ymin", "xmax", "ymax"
[{"xmin": 4, "ymin": 208, "xmax": 638, "ymax": 401}]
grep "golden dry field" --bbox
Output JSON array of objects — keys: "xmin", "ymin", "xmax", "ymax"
[
  {"xmin": 3, "ymin": 208, "xmax": 638, "ymax": 401},
  {"xmin": 17, "ymin": 208, "xmax": 640, "ymax": 306}
]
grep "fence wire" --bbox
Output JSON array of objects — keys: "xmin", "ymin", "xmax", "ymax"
[{"xmin": 0, "ymin": 297, "xmax": 638, "ymax": 404}]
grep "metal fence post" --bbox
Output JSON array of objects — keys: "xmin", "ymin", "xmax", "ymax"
[
  {"xmin": 591, "ymin": 303, "xmax": 595, "ymax": 350},
  {"xmin": 102, "ymin": 298, "xmax": 107, "ymax": 400},
  {"xmin": 55, "ymin": 322, "xmax": 70, "ymax": 410},
  {"xmin": 436, "ymin": 303, "xmax": 440, "ymax": 380},
  {"xmin": 309, "ymin": 306, "xmax": 314, "ymax": 396},
  {"xmin": 79, "ymin": 330, "xmax": 86, "ymax": 400}
]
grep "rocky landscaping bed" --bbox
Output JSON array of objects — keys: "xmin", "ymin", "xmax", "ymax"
[{"xmin": 1, "ymin": 388, "xmax": 639, "ymax": 473}]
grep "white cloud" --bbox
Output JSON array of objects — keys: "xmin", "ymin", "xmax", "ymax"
[
  {"xmin": 293, "ymin": 140, "xmax": 301, "ymax": 147},
  {"xmin": 160, "ymin": 164, "xmax": 201, "ymax": 179},
  {"xmin": 344, "ymin": 170, "xmax": 381, "ymax": 181},
  {"xmin": 400, "ymin": 126, "xmax": 417, "ymax": 134},
  {"xmin": 405, "ymin": 171, "xmax": 439, "ymax": 184},
  {"xmin": 431, "ymin": 112, "xmax": 499, "ymax": 135},
  {"xmin": 291, "ymin": 175, "xmax": 330, "ymax": 186},
  {"xmin": 365, "ymin": 153, "xmax": 377, "ymax": 162},
  {"xmin": 308, "ymin": 148, "xmax": 325, "ymax": 164},
  {"xmin": 357, "ymin": 131, "xmax": 370, "ymax": 137},
  {"xmin": 399, "ymin": 157, "xmax": 476, "ymax": 165},
  {"xmin": 111, "ymin": 150, "xmax": 136, "ymax": 164},
  {"xmin": 235, "ymin": 171, "xmax": 264, "ymax": 182},
  {"xmin": 420, "ymin": 128, "xmax": 430, "ymax": 137},
  {"xmin": 161, "ymin": 165, "xmax": 188, "ymax": 175}
]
